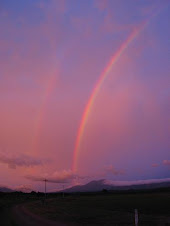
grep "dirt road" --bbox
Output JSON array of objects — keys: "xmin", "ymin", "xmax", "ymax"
[{"xmin": 0, "ymin": 205, "xmax": 72, "ymax": 226}]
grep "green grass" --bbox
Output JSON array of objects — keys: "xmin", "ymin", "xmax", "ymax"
[{"xmin": 26, "ymin": 192, "xmax": 170, "ymax": 225}]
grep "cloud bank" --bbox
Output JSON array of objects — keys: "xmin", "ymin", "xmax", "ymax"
[
  {"xmin": 0, "ymin": 152, "xmax": 44, "ymax": 169},
  {"xmin": 26, "ymin": 170, "xmax": 77, "ymax": 183},
  {"xmin": 105, "ymin": 178, "xmax": 170, "ymax": 186}
]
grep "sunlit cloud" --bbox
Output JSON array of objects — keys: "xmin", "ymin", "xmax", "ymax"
[{"xmin": 15, "ymin": 184, "xmax": 33, "ymax": 193}]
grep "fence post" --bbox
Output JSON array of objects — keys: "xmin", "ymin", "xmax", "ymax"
[{"xmin": 135, "ymin": 209, "xmax": 138, "ymax": 226}]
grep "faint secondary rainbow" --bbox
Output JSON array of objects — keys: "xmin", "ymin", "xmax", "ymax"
[
  {"xmin": 31, "ymin": 44, "xmax": 74, "ymax": 156},
  {"xmin": 31, "ymin": 74, "xmax": 57, "ymax": 155},
  {"xmin": 72, "ymin": 5, "xmax": 168, "ymax": 172}
]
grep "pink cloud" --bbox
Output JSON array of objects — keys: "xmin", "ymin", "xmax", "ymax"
[
  {"xmin": 163, "ymin": 160, "xmax": 170, "ymax": 166},
  {"xmin": 15, "ymin": 184, "xmax": 33, "ymax": 193},
  {"xmin": 104, "ymin": 165, "xmax": 125, "ymax": 175},
  {"xmin": 151, "ymin": 163, "xmax": 159, "ymax": 167}
]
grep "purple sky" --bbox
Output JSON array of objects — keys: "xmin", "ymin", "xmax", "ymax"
[{"xmin": 0, "ymin": 0, "xmax": 169, "ymax": 192}]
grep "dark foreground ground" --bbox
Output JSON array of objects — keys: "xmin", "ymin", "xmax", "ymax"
[{"xmin": 1, "ymin": 190, "xmax": 170, "ymax": 225}]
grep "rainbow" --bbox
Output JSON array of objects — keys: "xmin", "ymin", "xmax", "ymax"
[
  {"xmin": 32, "ymin": 74, "xmax": 57, "ymax": 155},
  {"xmin": 72, "ymin": 5, "xmax": 168, "ymax": 172},
  {"xmin": 31, "ymin": 43, "xmax": 73, "ymax": 155}
]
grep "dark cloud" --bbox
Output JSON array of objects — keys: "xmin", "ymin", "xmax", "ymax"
[{"xmin": 0, "ymin": 152, "xmax": 44, "ymax": 169}]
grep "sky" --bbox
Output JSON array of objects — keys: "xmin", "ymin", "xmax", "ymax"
[{"xmin": 0, "ymin": 0, "xmax": 169, "ymax": 192}]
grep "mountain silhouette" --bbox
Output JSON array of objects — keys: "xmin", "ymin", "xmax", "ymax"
[
  {"xmin": 61, "ymin": 179, "xmax": 170, "ymax": 193},
  {"xmin": 0, "ymin": 186, "xmax": 14, "ymax": 192}
]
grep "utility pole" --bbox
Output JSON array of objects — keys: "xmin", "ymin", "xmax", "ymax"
[
  {"xmin": 44, "ymin": 179, "xmax": 47, "ymax": 200},
  {"xmin": 63, "ymin": 185, "xmax": 65, "ymax": 198}
]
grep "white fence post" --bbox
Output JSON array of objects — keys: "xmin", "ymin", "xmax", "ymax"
[{"xmin": 135, "ymin": 209, "xmax": 138, "ymax": 226}]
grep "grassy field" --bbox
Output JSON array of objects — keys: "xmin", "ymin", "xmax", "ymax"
[{"xmin": 26, "ymin": 191, "xmax": 170, "ymax": 226}]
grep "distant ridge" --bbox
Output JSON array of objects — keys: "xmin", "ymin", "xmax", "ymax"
[
  {"xmin": 60, "ymin": 179, "xmax": 170, "ymax": 193},
  {"xmin": 0, "ymin": 186, "xmax": 14, "ymax": 192}
]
